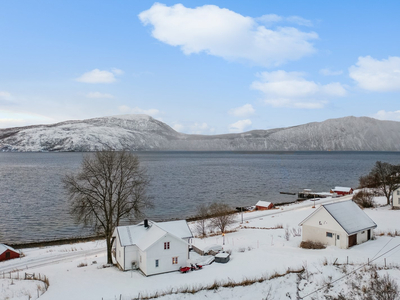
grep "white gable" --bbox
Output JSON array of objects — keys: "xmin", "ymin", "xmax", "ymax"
[
  {"xmin": 323, "ymin": 201, "xmax": 377, "ymax": 235},
  {"xmin": 256, "ymin": 201, "xmax": 272, "ymax": 207}
]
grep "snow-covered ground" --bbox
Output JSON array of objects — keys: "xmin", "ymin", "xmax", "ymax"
[{"xmin": 1, "ymin": 195, "xmax": 400, "ymax": 300}]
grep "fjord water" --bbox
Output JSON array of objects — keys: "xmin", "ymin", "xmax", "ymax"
[{"xmin": 1, "ymin": 151, "xmax": 399, "ymax": 244}]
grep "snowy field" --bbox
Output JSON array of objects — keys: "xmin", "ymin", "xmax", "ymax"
[{"xmin": 1, "ymin": 195, "xmax": 400, "ymax": 300}]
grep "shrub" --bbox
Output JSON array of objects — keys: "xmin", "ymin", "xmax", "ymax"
[
  {"xmin": 77, "ymin": 262, "xmax": 87, "ymax": 268},
  {"xmin": 353, "ymin": 190, "xmax": 375, "ymax": 208},
  {"xmin": 300, "ymin": 240, "xmax": 326, "ymax": 249}
]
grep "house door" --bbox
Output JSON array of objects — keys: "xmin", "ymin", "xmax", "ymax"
[
  {"xmin": 367, "ymin": 229, "xmax": 371, "ymax": 240},
  {"xmin": 348, "ymin": 234, "xmax": 357, "ymax": 247}
]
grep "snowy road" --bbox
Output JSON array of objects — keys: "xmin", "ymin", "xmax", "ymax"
[
  {"xmin": 242, "ymin": 194, "xmax": 354, "ymax": 222},
  {"xmin": 0, "ymin": 247, "xmax": 105, "ymax": 273}
]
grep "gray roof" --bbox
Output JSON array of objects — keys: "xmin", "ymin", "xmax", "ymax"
[
  {"xmin": 114, "ymin": 220, "xmax": 193, "ymax": 250},
  {"xmin": 323, "ymin": 201, "xmax": 377, "ymax": 235}
]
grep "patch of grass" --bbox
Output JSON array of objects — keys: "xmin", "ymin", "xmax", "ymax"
[{"xmin": 300, "ymin": 240, "xmax": 326, "ymax": 249}]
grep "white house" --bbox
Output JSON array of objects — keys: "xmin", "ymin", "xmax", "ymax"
[
  {"xmin": 112, "ymin": 219, "xmax": 193, "ymax": 276},
  {"xmin": 299, "ymin": 200, "xmax": 377, "ymax": 249},
  {"xmin": 393, "ymin": 187, "xmax": 400, "ymax": 208}
]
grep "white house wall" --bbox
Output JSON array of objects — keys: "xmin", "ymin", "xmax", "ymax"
[
  {"xmin": 124, "ymin": 245, "xmax": 139, "ymax": 271},
  {"xmin": 144, "ymin": 233, "xmax": 188, "ymax": 276},
  {"xmin": 393, "ymin": 188, "xmax": 400, "ymax": 208},
  {"xmin": 115, "ymin": 233, "xmax": 125, "ymax": 270},
  {"xmin": 302, "ymin": 208, "xmax": 348, "ymax": 249},
  {"xmin": 138, "ymin": 249, "xmax": 147, "ymax": 275}
]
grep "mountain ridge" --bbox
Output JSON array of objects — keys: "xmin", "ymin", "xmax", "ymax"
[{"xmin": 1, "ymin": 115, "xmax": 400, "ymax": 152}]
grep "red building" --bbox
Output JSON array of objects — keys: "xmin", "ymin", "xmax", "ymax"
[
  {"xmin": 330, "ymin": 186, "xmax": 353, "ymax": 196},
  {"xmin": 0, "ymin": 244, "xmax": 20, "ymax": 262},
  {"xmin": 255, "ymin": 200, "xmax": 274, "ymax": 210}
]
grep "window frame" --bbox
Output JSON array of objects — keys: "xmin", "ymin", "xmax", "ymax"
[
  {"xmin": 326, "ymin": 232, "xmax": 333, "ymax": 238},
  {"xmin": 172, "ymin": 257, "xmax": 178, "ymax": 265},
  {"xmin": 155, "ymin": 259, "xmax": 159, "ymax": 268},
  {"xmin": 164, "ymin": 242, "xmax": 170, "ymax": 250}
]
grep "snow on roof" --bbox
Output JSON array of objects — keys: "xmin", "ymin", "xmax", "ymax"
[
  {"xmin": 0, "ymin": 244, "xmax": 17, "ymax": 255},
  {"xmin": 332, "ymin": 187, "xmax": 352, "ymax": 192},
  {"xmin": 256, "ymin": 201, "xmax": 272, "ymax": 207},
  {"xmin": 115, "ymin": 220, "xmax": 191, "ymax": 250},
  {"xmin": 323, "ymin": 201, "xmax": 377, "ymax": 235},
  {"xmin": 156, "ymin": 220, "xmax": 193, "ymax": 239},
  {"xmin": 215, "ymin": 252, "xmax": 230, "ymax": 258}
]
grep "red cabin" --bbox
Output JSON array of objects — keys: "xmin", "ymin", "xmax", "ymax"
[
  {"xmin": 0, "ymin": 244, "xmax": 20, "ymax": 262},
  {"xmin": 330, "ymin": 187, "xmax": 353, "ymax": 196},
  {"xmin": 255, "ymin": 200, "xmax": 274, "ymax": 210}
]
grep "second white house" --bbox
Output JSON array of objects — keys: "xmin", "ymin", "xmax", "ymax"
[{"xmin": 299, "ymin": 200, "xmax": 377, "ymax": 249}]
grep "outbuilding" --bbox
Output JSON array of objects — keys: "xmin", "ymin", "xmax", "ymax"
[
  {"xmin": 255, "ymin": 200, "xmax": 274, "ymax": 210},
  {"xmin": 112, "ymin": 219, "xmax": 193, "ymax": 276},
  {"xmin": 393, "ymin": 187, "xmax": 400, "ymax": 208},
  {"xmin": 0, "ymin": 244, "xmax": 20, "ymax": 262},
  {"xmin": 330, "ymin": 187, "xmax": 353, "ymax": 196},
  {"xmin": 299, "ymin": 200, "xmax": 377, "ymax": 249}
]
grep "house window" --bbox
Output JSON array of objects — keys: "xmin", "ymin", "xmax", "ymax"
[
  {"xmin": 5, "ymin": 252, "xmax": 10, "ymax": 259},
  {"xmin": 326, "ymin": 232, "xmax": 333, "ymax": 238},
  {"xmin": 337, "ymin": 235, "xmax": 340, "ymax": 240},
  {"xmin": 397, "ymin": 190, "xmax": 400, "ymax": 195},
  {"xmin": 164, "ymin": 242, "xmax": 170, "ymax": 250},
  {"xmin": 172, "ymin": 257, "xmax": 178, "ymax": 264},
  {"xmin": 155, "ymin": 259, "xmax": 159, "ymax": 268},
  {"xmin": 398, "ymin": 198, "xmax": 400, "ymax": 205}
]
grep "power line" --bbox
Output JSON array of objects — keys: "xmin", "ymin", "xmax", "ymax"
[{"xmin": 299, "ymin": 242, "xmax": 400, "ymax": 299}]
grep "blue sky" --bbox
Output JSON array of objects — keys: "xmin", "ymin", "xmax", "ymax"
[{"xmin": 1, "ymin": 1, "xmax": 400, "ymax": 133}]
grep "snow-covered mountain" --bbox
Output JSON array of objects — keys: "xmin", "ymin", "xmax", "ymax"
[{"xmin": 1, "ymin": 115, "xmax": 400, "ymax": 152}]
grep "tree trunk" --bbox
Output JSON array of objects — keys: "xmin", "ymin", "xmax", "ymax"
[{"xmin": 106, "ymin": 234, "xmax": 113, "ymax": 264}]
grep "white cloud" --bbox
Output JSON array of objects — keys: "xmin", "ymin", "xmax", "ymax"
[
  {"xmin": 256, "ymin": 14, "xmax": 283, "ymax": 25},
  {"xmin": 286, "ymin": 16, "xmax": 313, "ymax": 27},
  {"xmin": 172, "ymin": 123, "xmax": 184, "ymax": 132},
  {"xmin": 76, "ymin": 68, "xmax": 123, "ymax": 83},
  {"xmin": 0, "ymin": 109, "xmax": 55, "ymax": 128},
  {"xmin": 111, "ymin": 68, "xmax": 124, "ymax": 75},
  {"xmin": 349, "ymin": 56, "xmax": 400, "ymax": 92},
  {"xmin": 139, "ymin": 3, "xmax": 318, "ymax": 67},
  {"xmin": 0, "ymin": 91, "xmax": 11, "ymax": 99},
  {"xmin": 190, "ymin": 122, "xmax": 215, "ymax": 134},
  {"xmin": 373, "ymin": 110, "xmax": 400, "ymax": 121},
  {"xmin": 86, "ymin": 92, "xmax": 114, "ymax": 99},
  {"xmin": 228, "ymin": 104, "xmax": 255, "ymax": 117},
  {"xmin": 229, "ymin": 119, "xmax": 252, "ymax": 133},
  {"xmin": 118, "ymin": 105, "xmax": 161, "ymax": 117},
  {"xmin": 251, "ymin": 70, "xmax": 346, "ymax": 109},
  {"xmin": 319, "ymin": 68, "xmax": 343, "ymax": 76}
]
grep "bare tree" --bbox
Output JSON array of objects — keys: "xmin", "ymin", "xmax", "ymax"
[
  {"xmin": 194, "ymin": 204, "xmax": 210, "ymax": 237},
  {"xmin": 63, "ymin": 150, "xmax": 151, "ymax": 264},
  {"xmin": 359, "ymin": 161, "xmax": 400, "ymax": 206},
  {"xmin": 208, "ymin": 202, "xmax": 236, "ymax": 233}
]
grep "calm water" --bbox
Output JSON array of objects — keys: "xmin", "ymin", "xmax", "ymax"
[{"xmin": 1, "ymin": 151, "xmax": 399, "ymax": 244}]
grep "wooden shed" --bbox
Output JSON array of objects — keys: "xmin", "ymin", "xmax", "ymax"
[
  {"xmin": 255, "ymin": 200, "xmax": 274, "ymax": 210},
  {"xmin": 0, "ymin": 244, "xmax": 20, "ymax": 262},
  {"xmin": 330, "ymin": 187, "xmax": 353, "ymax": 196}
]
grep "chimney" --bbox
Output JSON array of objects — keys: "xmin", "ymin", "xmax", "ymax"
[{"xmin": 144, "ymin": 219, "xmax": 149, "ymax": 228}]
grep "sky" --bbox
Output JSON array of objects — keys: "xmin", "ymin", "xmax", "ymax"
[{"xmin": 0, "ymin": 1, "xmax": 400, "ymax": 134}]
